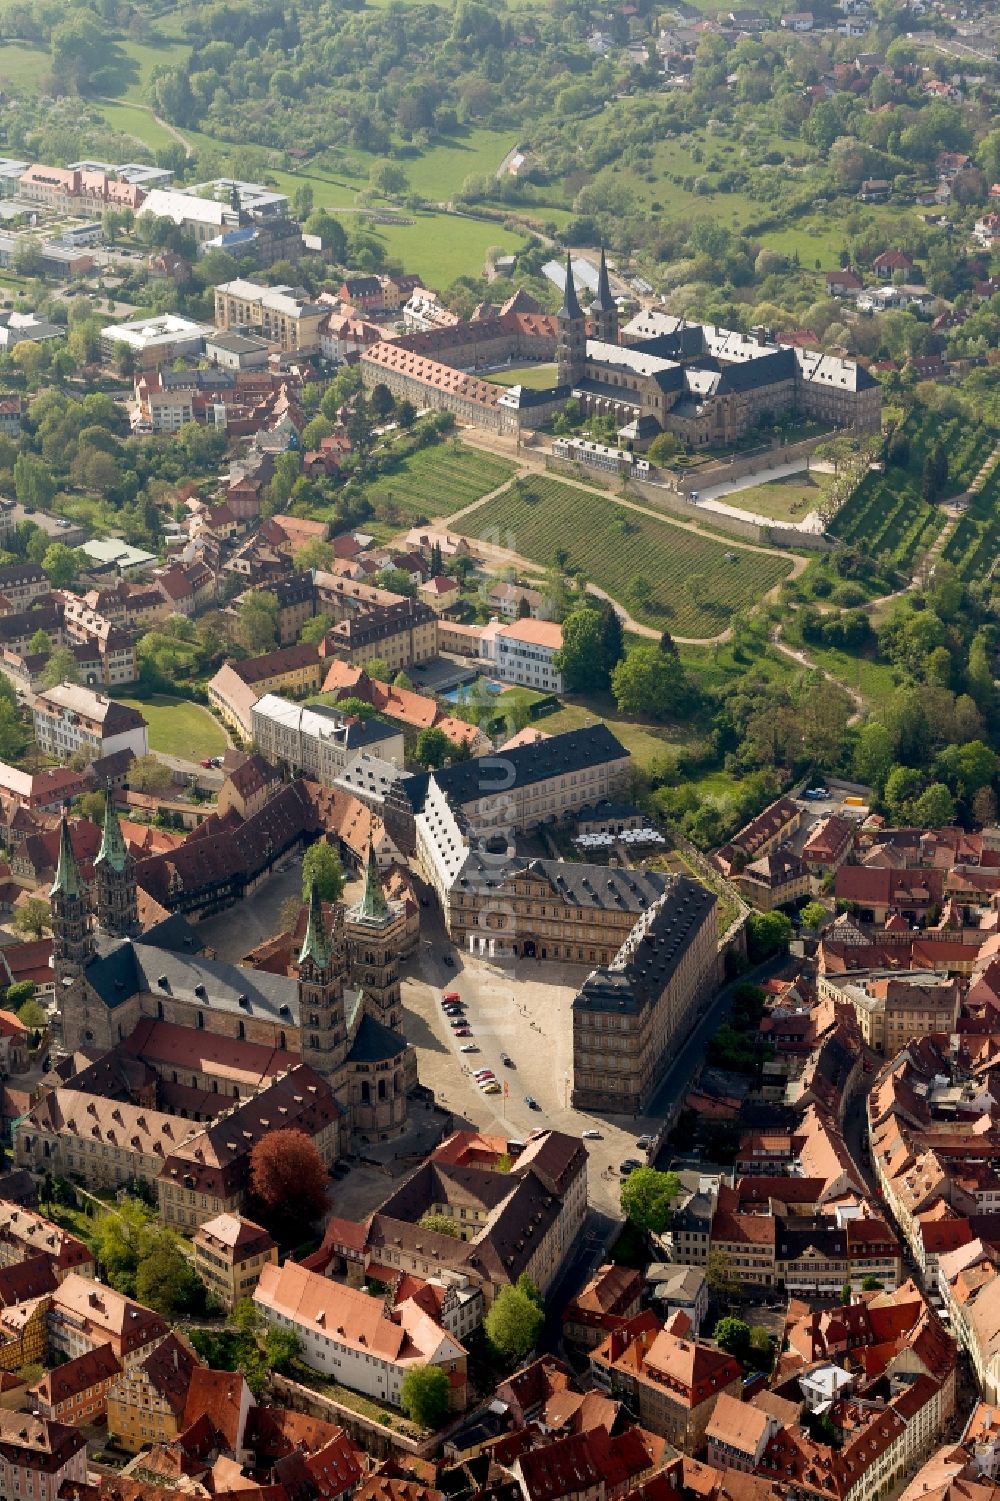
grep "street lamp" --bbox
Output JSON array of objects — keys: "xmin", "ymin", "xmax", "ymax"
[{"xmin": 564, "ymin": 1071, "xmax": 570, "ymax": 1109}]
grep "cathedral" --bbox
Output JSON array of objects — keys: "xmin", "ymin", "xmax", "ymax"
[{"xmin": 52, "ymin": 793, "xmax": 415, "ymax": 1143}]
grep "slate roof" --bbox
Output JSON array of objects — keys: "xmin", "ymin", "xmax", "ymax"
[
  {"xmin": 405, "ymin": 724, "xmax": 628, "ymax": 814},
  {"xmin": 573, "ymin": 876, "xmax": 716, "ymax": 1016},
  {"xmin": 84, "ymin": 939, "xmax": 301, "ymax": 1024}
]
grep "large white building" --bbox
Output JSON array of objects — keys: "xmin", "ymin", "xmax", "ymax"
[
  {"xmin": 100, "ymin": 314, "xmax": 210, "ymax": 370},
  {"xmin": 254, "ymin": 1260, "xmax": 467, "ymax": 1409},
  {"xmin": 32, "ymin": 684, "xmax": 148, "ymax": 763},
  {"xmin": 480, "ymin": 617, "xmax": 564, "ymax": 693},
  {"xmin": 251, "ymin": 693, "xmax": 404, "ymax": 783}
]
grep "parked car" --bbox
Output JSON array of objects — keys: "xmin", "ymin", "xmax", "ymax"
[
  {"xmin": 481, "ymin": 1082, "xmax": 501, "ymax": 1095},
  {"xmin": 635, "ymin": 1135, "xmax": 651, "ymax": 1149},
  {"xmin": 582, "ymin": 1129, "xmax": 602, "ymax": 1140},
  {"xmin": 500, "ymin": 1052, "xmax": 515, "ymax": 1068},
  {"xmin": 454, "ymin": 1027, "xmax": 472, "ymax": 1037},
  {"xmin": 443, "ymin": 992, "xmax": 461, "ymax": 1003},
  {"xmin": 442, "ymin": 954, "xmax": 454, "ymax": 967},
  {"xmin": 331, "ymin": 1162, "xmax": 351, "ymax": 1179},
  {"xmin": 459, "ymin": 1043, "xmax": 479, "ymax": 1053},
  {"xmin": 474, "ymin": 1069, "xmax": 496, "ymax": 1080},
  {"xmin": 449, "ymin": 1018, "xmax": 467, "ymax": 1029},
  {"xmin": 619, "ymin": 1158, "xmax": 643, "ymax": 1175},
  {"xmin": 524, "ymin": 1095, "xmax": 540, "ymax": 1110}
]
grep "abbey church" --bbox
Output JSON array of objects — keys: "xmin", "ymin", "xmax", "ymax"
[
  {"xmin": 52, "ymin": 790, "xmax": 416, "ymax": 1144},
  {"xmin": 362, "ymin": 251, "xmax": 880, "ymax": 444}
]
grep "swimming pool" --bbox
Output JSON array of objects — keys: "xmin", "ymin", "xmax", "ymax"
[{"xmin": 442, "ymin": 679, "xmax": 505, "ymax": 704}]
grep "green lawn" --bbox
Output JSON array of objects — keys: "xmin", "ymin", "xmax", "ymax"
[
  {"xmin": 800, "ymin": 643, "xmax": 901, "ymax": 707},
  {"xmin": 486, "ymin": 363, "xmax": 559, "ymax": 391},
  {"xmin": 400, "ymin": 127, "xmax": 514, "ymax": 201},
  {"xmin": 0, "ymin": 43, "xmax": 51, "ymax": 88},
  {"xmin": 726, "ymin": 469, "xmax": 834, "ymax": 523},
  {"xmin": 494, "ymin": 687, "xmax": 696, "ymax": 768},
  {"xmin": 372, "ymin": 212, "xmax": 528, "ymax": 287},
  {"xmin": 95, "ymin": 100, "xmax": 180, "ymax": 153},
  {"xmin": 114, "ymin": 694, "xmax": 227, "ymax": 760},
  {"xmin": 457, "ymin": 477, "xmax": 796, "ymax": 639},
  {"xmin": 365, "ymin": 442, "xmax": 516, "ymax": 521}
]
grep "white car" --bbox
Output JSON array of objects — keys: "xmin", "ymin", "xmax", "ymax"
[
  {"xmin": 460, "ymin": 1043, "xmax": 480, "ymax": 1053},
  {"xmin": 582, "ymin": 1129, "xmax": 602, "ymax": 1140}
]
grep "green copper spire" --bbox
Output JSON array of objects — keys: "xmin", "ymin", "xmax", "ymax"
[
  {"xmin": 357, "ymin": 837, "xmax": 389, "ymax": 922},
  {"xmin": 95, "ymin": 785, "xmax": 128, "ymax": 873},
  {"xmin": 51, "ymin": 812, "xmax": 82, "ymax": 899},
  {"xmin": 298, "ymin": 875, "xmax": 331, "ymax": 969}
]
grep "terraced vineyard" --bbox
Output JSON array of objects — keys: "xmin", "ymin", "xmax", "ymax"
[
  {"xmin": 828, "ymin": 470, "xmax": 942, "ymax": 569},
  {"xmin": 365, "ymin": 443, "xmax": 516, "ymax": 520},
  {"xmin": 941, "ymin": 452, "xmax": 1000, "ymax": 584},
  {"xmin": 904, "ymin": 409, "xmax": 996, "ymax": 496},
  {"xmin": 457, "ymin": 476, "xmax": 795, "ymax": 637}
]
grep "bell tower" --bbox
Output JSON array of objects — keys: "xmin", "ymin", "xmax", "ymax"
[
  {"xmin": 589, "ymin": 248, "xmax": 618, "ymax": 346},
  {"xmin": 297, "ymin": 874, "xmax": 347, "ymax": 1078},
  {"xmin": 50, "ymin": 812, "xmax": 94, "ymax": 982},
  {"xmin": 94, "ymin": 786, "xmax": 137, "ymax": 938},
  {"xmin": 346, "ymin": 839, "xmax": 402, "ymax": 1031},
  {"xmin": 556, "ymin": 253, "xmax": 586, "ymax": 388}
]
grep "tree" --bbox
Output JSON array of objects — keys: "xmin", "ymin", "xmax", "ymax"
[
  {"xmin": 16, "ymin": 997, "xmax": 47, "ymax": 1031},
  {"xmin": 611, "ymin": 645, "xmax": 692, "ymax": 721},
  {"xmin": 913, "ymin": 781, "xmax": 955, "ymax": 827},
  {"xmin": 414, "ymin": 726, "xmax": 458, "ymax": 768},
  {"xmin": 861, "ymin": 1275, "xmax": 883, "ymax": 1291},
  {"xmin": 400, "ymin": 1364, "xmax": 450, "ymax": 1429},
  {"xmin": 418, "ymin": 1212, "xmax": 462, "ymax": 1238},
  {"xmin": 136, "ymin": 1230, "xmax": 204, "ymax": 1316},
  {"xmin": 647, "ymin": 432, "xmax": 683, "ymax": 465},
  {"xmin": 94, "ymin": 1197, "xmax": 156, "ymax": 1293},
  {"xmin": 40, "ymin": 648, "xmax": 81, "ymax": 689},
  {"xmin": 13, "ymin": 899, "xmax": 51, "ymax": 941},
  {"xmin": 249, "ymin": 1129, "xmax": 329, "ymax": 1231},
  {"xmin": 293, "ymin": 539, "xmax": 335, "ymax": 573},
  {"xmin": 369, "ymin": 161, "xmax": 408, "ymax": 197},
  {"xmin": 799, "ymin": 901, "xmax": 827, "ymax": 933},
  {"xmin": 706, "ymin": 1249, "xmax": 742, "ymax": 1305},
  {"xmin": 746, "ymin": 910, "xmax": 792, "ymax": 960},
  {"xmin": 620, "ymin": 1167, "xmax": 681, "ymax": 1235},
  {"xmin": 27, "ymin": 629, "xmax": 51, "ymax": 657},
  {"xmin": 299, "ymin": 614, "xmax": 332, "ymax": 646},
  {"xmin": 5, "ymin": 980, "xmax": 37, "ymax": 1013},
  {"xmin": 265, "ymin": 1326, "xmax": 301, "ymax": 1374},
  {"xmin": 129, "ymin": 755, "xmax": 174, "ymax": 795},
  {"xmin": 555, "ymin": 606, "xmax": 612, "ymax": 693},
  {"xmin": 713, "ymin": 1316, "xmax": 752, "ymax": 1364},
  {"xmin": 301, "ymin": 841, "xmax": 345, "ymax": 902},
  {"xmin": 237, "ymin": 591, "xmax": 279, "ymax": 653},
  {"xmin": 484, "ymin": 1282, "xmax": 544, "ymax": 1358},
  {"xmin": 365, "ymin": 659, "xmax": 390, "ymax": 682}
]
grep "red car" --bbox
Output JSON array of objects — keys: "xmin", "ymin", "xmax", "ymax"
[{"xmin": 443, "ymin": 991, "xmax": 461, "ymax": 1003}]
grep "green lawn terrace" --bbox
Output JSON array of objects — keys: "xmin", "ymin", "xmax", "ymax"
[
  {"xmin": 456, "ymin": 475, "xmax": 795, "ymax": 639},
  {"xmin": 113, "ymin": 694, "xmax": 227, "ymax": 761},
  {"xmin": 484, "ymin": 363, "xmax": 560, "ymax": 391}
]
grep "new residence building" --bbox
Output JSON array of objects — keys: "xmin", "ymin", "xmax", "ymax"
[
  {"xmin": 32, "ymin": 686, "xmax": 148, "ymax": 763},
  {"xmin": 572, "ymin": 877, "xmax": 719, "ymax": 1114},
  {"xmin": 255, "ymin": 1260, "xmax": 469, "ymax": 1410}
]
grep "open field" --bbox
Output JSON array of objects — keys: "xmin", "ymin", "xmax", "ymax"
[
  {"xmin": 456, "ymin": 476, "xmax": 796, "ymax": 638},
  {"xmin": 365, "ymin": 442, "xmax": 516, "ymax": 521},
  {"xmin": 0, "ymin": 43, "xmax": 51, "ymax": 88},
  {"xmin": 727, "ymin": 469, "xmax": 834, "ymax": 523},
  {"xmin": 371, "ymin": 212, "xmax": 527, "ymax": 287},
  {"xmin": 485, "ymin": 363, "xmax": 559, "ymax": 390},
  {"xmin": 94, "ymin": 100, "xmax": 179, "ymax": 153},
  {"xmin": 114, "ymin": 694, "xmax": 227, "ymax": 760},
  {"xmin": 399, "ymin": 127, "xmax": 513, "ymax": 201},
  {"xmin": 494, "ymin": 686, "xmax": 693, "ymax": 767}
]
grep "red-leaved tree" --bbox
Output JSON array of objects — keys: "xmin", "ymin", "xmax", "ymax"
[{"xmin": 249, "ymin": 1128, "xmax": 329, "ymax": 1234}]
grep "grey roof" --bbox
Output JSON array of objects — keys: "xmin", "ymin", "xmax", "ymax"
[
  {"xmin": 346, "ymin": 1011, "xmax": 408, "ymax": 1064},
  {"xmin": 404, "ymin": 724, "xmax": 629, "ymax": 815},
  {"xmin": 334, "ymin": 752, "xmax": 412, "ymax": 805},
  {"xmin": 573, "ymin": 875, "xmax": 716, "ymax": 1016},
  {"xmin": 85, "ymin": 940, "xmax": 302, "ymax": 1025},
  {"xmin": 590, "ymin": 248, "xmax": 613, "ymax": 315},
  {"xmin": 452, "ymin": 855, "xmax": 667, "ymax": 913},
  {"xmin": 134, "ymin": 913, "xmax": 205, "ymax": 955}
]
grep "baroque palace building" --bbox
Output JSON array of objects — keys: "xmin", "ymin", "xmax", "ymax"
[
  {"xmin": 50, "ymin": 799, "xmax": 415, "ymax": 1143},
  {"xmin": 361, "ymin": 251, "xmax": 880, "ymax": 445}
]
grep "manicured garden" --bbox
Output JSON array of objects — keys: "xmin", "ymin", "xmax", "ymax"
[
  {"xmin": 114, "ymin": 694, "xmax": 227, "ymax": 760},
  {"xmin": 365, "ymin": 442, "xmax": 516, "ymax": 520},
  {"xmin": 486, "ymin": 364, "xmax": 559, "ymax": 391},
  {"xmin": 726, "ymin": 468, "xmax": 834, "ymax": 523},
  {"xmin": 457, "ymin": 476, "xmax": 796, "ymax": 638}
]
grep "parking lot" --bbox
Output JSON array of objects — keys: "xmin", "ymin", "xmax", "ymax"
[{"xmin": 400, "ymin": 914, "xmax": 670, "ymax": 1220}]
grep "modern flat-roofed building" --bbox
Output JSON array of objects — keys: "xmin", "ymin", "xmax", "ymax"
[
  {"xmin": 251, "ymin": 694, "xmax": 405, "ymax": 782},
  {"xmin": 482, "ymin": 616, "xmax": 564, "ymax": 692},
  {"xmin": 214, "ymin": 278, "xmax": 325, "ymax": 353},
  {"xmin": 100, "ymin": 314, "xmax": 211, "ymax": 370}
]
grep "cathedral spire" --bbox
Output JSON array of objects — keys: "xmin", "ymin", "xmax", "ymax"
[
  {"xmin": 557, "ymin": 253, "xmax": 582, "ymax": 323},
  {"xmin": 95, "ymin": 786, "xmax": 128, "ymax": 873},
  {"xmin": 51, "ymin": 811, "xmax": 81, "ymax": 899},
  {"xmin": 591, "ymin": 247, "xmax": 612, "ymax": 313},
  {"xmin": 356, "ymin": 837, "xmax": 388, "ymax": 922},
  {"xmin": 299, "ymin": 876, "xmax": 331, "ymax": 969}
]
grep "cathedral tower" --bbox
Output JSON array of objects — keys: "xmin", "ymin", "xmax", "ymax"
[
  {"xmin": 346, "ymin": 839, "xmax": 403, "ymax": 1032},
  {"xmin": 93, "ymin": 786, "xmax": 137, "ymax": 938},
  {"xmin": 589, "ymin": 248, "xmax": 618, "ymax": 346},
  {"xmin": 50, "ymin": 813, "xmax": 94, "ymax": 982},
  {"xmin": 556, "ymin": 253, "xmax": 586, "ymax": 388},
  {"xmin": 297, "ymin": 874, "xmax": 347, "ymax": 1077}
]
